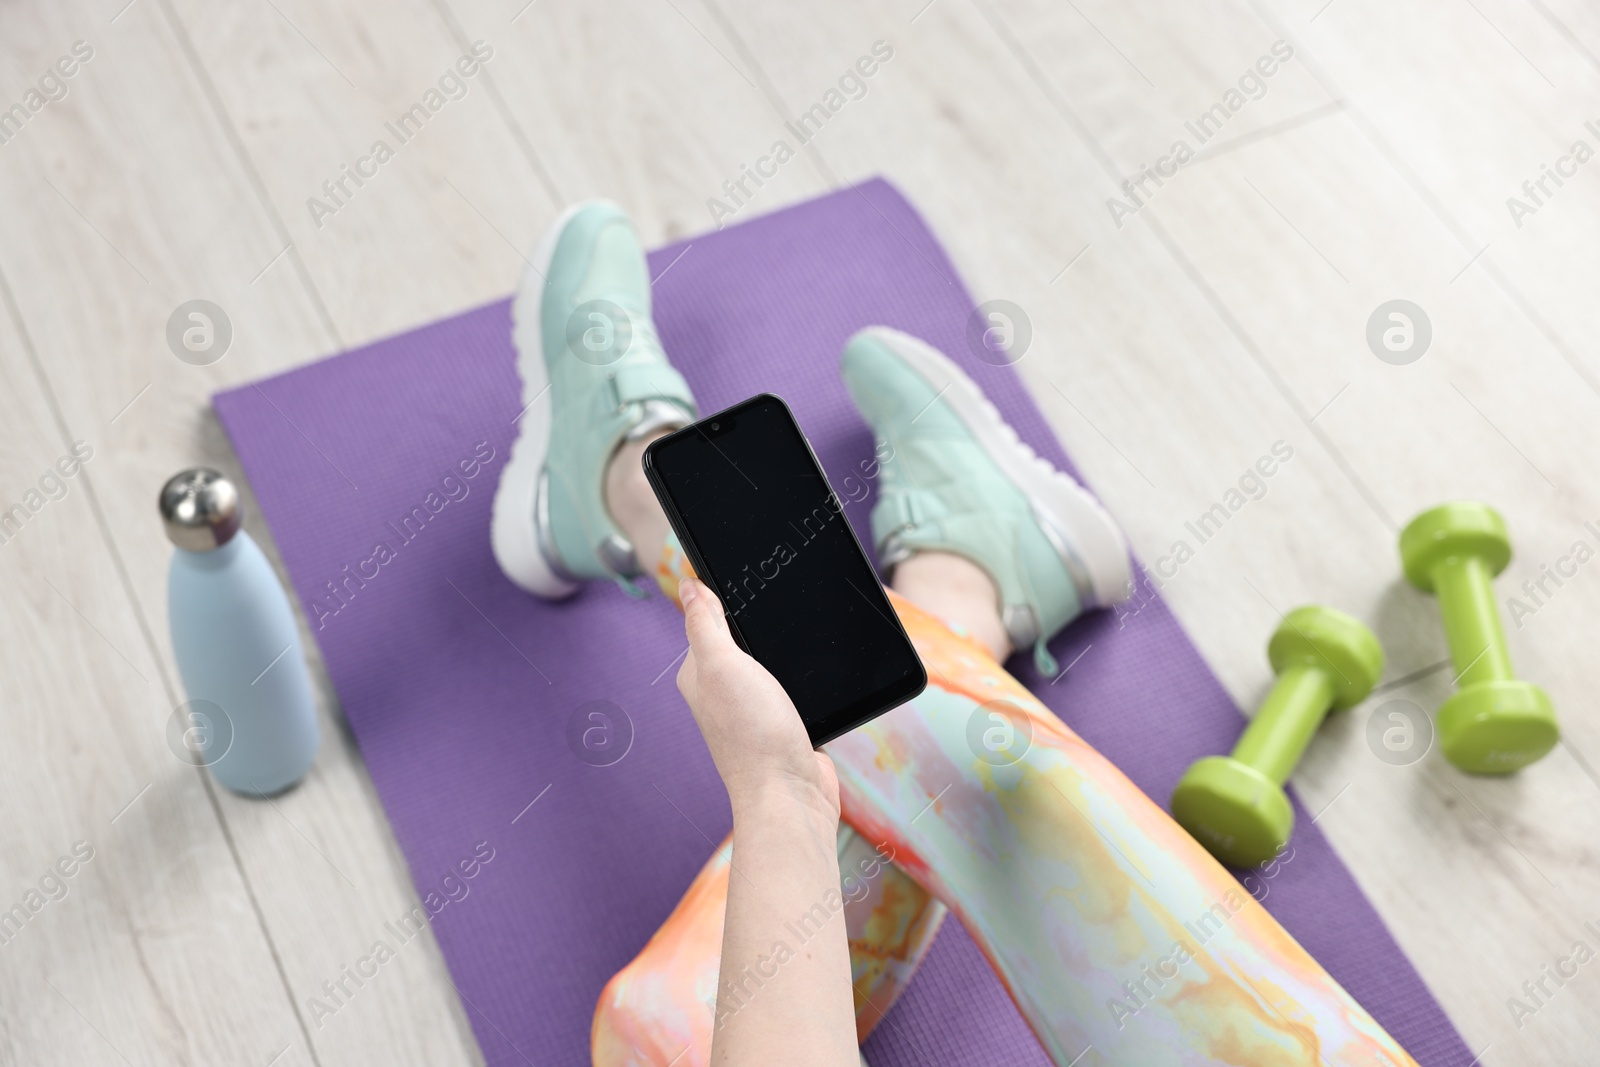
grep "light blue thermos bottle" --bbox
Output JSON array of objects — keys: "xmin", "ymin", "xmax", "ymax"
[{"xmin": 161, "ymin": 468, "xmax": 319, "ymax": 795}]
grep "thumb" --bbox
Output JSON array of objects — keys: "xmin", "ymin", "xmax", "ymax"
[{"xmin": 680, "ymin": 577, "xmax": 734, "ymax": 657}]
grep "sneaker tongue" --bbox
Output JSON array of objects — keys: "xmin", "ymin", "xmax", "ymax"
[{"xmin": 585, "ymin": 220, "xmax": 653, "ymax": 296}]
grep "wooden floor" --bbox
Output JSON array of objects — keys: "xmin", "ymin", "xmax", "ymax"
[{"xmin": 3, "ymin": 0, "xmax": 1598, "ymax": 1063}]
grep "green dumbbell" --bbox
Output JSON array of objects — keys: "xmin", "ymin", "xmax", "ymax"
[
  {"xmin": 1399, "ymin": 501, "xmax": 1559, "ymax": 774},
  {"xmin": 1171, "ymin": 606, "xmax": 1383, "ymax": 868}
]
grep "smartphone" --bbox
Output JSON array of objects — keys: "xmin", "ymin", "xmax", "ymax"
[{"xmin": 643, "ymin": 394, "xmax": 927, "ymax": 746}]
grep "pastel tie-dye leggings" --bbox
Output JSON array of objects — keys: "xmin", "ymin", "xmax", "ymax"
[{"xmin": 591, "ymin": 539, "xmax": 1416, "ymax": 1067}]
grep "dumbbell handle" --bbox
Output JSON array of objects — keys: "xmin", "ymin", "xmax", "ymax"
[
  {"xmin": 1430, "ymin": 555, "xmax": 1514, "ymax": 687},
  {"xmin": 1233, "ymin": 663, "xmax": 1335, "ymax": 786}
]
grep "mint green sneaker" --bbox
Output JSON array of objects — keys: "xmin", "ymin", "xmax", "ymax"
[
  {"xmin": 840, "ymin": 327, "xmax": 1132, "ymax": 674},
  {"xmin": 491, "ymin": 201, "xmax": 696, "ymax": 597}
]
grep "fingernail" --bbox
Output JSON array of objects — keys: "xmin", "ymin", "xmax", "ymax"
[{"xmin": 678, "ymin": 577, "xmax": 699, "ymax": 606}]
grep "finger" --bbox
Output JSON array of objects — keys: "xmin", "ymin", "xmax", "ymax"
[{"xmin": 679, "ymin": 577, "xmax": 732, "ymax": 656}]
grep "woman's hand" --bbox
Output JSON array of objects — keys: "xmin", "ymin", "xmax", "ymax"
[
  {"xmin": 676, "ymin": 577, "xmax": 859, "ymax": 1066},
  {"xmin": 675, "ymin": 576, "xmax": 839, "ymax": 824}
]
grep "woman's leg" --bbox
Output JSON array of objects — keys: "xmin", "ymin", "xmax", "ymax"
[
  {"xmin": 834, "ymin": 587, "xmax": 1415, "ymax": 1065},
  {"xmin": 604, "ymin": 433, "xmax": 673, "ymax": 575},
  {"xmin": 590, "ymin": 822, "xmax": 946, "ymax": 1066}
]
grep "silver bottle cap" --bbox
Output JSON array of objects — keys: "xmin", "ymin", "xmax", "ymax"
[{"xmin": 160, "ymin": 468, "xmax": 241, "ymax": 551}]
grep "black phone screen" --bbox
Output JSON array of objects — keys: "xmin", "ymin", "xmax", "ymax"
[{"xmin": 643, "ymin": 394, "xmax": 926, "ymax": 746}]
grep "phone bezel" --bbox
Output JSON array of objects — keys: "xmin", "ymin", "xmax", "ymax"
[{"xmin": 642, "ymin": 393, "xmax": 927, "ymax": 747}]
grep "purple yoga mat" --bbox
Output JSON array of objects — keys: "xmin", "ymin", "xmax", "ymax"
[{"xmin": 216, "ymin": 179, "xmax": 1471, "ymax": 1065}]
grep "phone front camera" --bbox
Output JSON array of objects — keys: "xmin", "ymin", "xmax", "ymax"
[{"xmin": 710, "ymin": 421, "xmax": 720, "ymax": 431}]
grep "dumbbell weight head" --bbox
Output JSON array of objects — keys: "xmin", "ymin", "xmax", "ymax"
[
  {"xmin": 1436, "ymin": 682, "xmax": 1557, "ymax": 774},
  {"xmin": 1399, "ymin": 502, "xmax": 1559, "ymax": 774},
  {"xmin": 1169, "ymin": 758, "xmax": 1290, "ymax": 871},
  {"xmin": 1399, "ymin": 501, "xmax": 1510, "ymax": 590},
  {"xmin": 1267, "ymin": 604, "xmax": 1386, "ymax": 712},
  {"xmin": 1171, "ymin": 606, "xmax": 1383, "ymax": 869}
]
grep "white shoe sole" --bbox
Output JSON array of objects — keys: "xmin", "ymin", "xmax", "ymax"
[
  {"xmin": 859, "ymin": 327, "xmax": 1134, "ymax": 608},
  {"xmin": 490, "ymin": 200, "xmax": 615, "ymax": 599}
]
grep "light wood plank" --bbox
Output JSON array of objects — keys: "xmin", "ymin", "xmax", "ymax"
[
  {"xmin": 436, "ymin": 0, "xmax": 835, "ymax": 246},
  {"xmin": 1251, "ymin": 0, "xmax": 1600, "ymax": 400},
  {"xmin": 159, "ymin": 0, "xmax": 558, "ymax": 344}
]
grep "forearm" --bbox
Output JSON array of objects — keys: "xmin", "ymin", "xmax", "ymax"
[{"xmin": 711, "ymin": 789, "xmax": 858, "ymax": 1066}]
